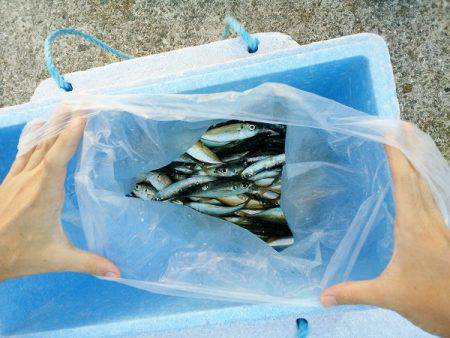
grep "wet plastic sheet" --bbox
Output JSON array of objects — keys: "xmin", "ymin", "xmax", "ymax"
[{"xmin": 18, "ymin": 83, "xmax": 450, "ymax": 305}]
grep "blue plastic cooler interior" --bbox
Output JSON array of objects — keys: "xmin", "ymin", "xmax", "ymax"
[{"xmin": 0, "ymin": 34, "xmax": 399, "ymax": 337}]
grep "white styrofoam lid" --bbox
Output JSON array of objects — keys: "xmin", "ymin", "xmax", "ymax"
[{"xmin": 32, "ymin": 32, "xmax": 299, "ymax": 102}]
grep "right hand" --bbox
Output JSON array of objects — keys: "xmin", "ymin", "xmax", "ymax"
[{"xmin": 321, "ymin": 137, "xmax": 450, "ymax": 337}]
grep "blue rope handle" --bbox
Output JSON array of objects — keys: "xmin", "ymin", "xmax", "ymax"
[
  {"xmin": 222, "ymin": 16, "xmax": 259, "ymax": 53},
  {"xmin": 45, "ymin": 28, "xmax": 133, "ymax": 91},
  {"xmin": 296, "ymin": 318, "xmax": 309, "ymax": 338}
]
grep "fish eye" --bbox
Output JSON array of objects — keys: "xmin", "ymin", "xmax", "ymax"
[{"xmin": 248, "ymin": 124, "xmax": 256, "ymax": 130}]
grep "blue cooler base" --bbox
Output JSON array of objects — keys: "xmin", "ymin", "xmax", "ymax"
[{"xmin": 0, "ymin": 34, "xmax": 432, "ymax": 337}]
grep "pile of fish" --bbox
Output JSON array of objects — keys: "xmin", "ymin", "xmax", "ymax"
[{"xmin": 129, "ymin": 120, "xmax": 293, "ymax": 249}]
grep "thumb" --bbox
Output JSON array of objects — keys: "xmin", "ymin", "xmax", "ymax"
[
  {"xmin": 61, "ymin": 247, "xmax": 121, "ymax": 278},
  {"xmin": 321, "ymin": 280, "xmax": 383, "ymax": 307}
]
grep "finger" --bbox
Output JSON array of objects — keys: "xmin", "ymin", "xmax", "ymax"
[
  {"xmin": 4, "ymin": 119, "xmax": 45, "ymax": 180},
  {"xmin": 60, "ymin": 247, "xmax": 121, "ymax": 278},
  {"xmin": 4, "ymin": 147, "xmax": 35, "ymax": 182},
  {"xmin": 24, "ymin": 142, "xmax": 50, "ymax": 171},
  {"xmin": 44, "ymin": 117, "xmax": 86, "ymax": 170},
  {"xmin": 321, "ymin": 279, "xmax": 384, "ymax": 307},
  {"xmin": 384, "ymin": 144, "xmax": 421, "ymax": 208}
]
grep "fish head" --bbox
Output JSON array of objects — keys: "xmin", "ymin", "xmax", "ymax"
[
  {"xmin": 212, "ymin": 166, "xmax": 229, "ymax": 176},
  {"xmin": 243, "ymin": 122, "xmax": 257, "ymax": 132},
  {"xmin": 231, "ymin": 180, "xmax": 254, "ymax": 193},
  {"xmin": 133, "ymin": 183, "xmax": 156, "ymax": 199}
]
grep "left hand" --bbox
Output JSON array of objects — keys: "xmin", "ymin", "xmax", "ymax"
[{"xmin": 0, "ymin": 116, "xmax": 120, "ymax": 282}]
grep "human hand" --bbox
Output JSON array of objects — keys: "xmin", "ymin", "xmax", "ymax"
[
  {"xmin": 0, "ymin": 116, "xmax": 120, "ymax": 282},
  {"xmin": 321, "ymin": 137, "xmax": 450, "ymax": 336}
]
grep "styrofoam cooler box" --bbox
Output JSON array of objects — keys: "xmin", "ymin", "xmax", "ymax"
[{"xmin": 0, "ymin": 33, "xmax": 433, "ymax": 337}]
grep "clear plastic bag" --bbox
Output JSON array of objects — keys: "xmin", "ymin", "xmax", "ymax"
[{"xmin": 18, "ymin": 83, "xmax": 449, "ymax": 305}]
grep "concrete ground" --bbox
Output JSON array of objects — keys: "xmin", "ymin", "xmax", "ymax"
[{"xmin": 0, "ymin": 1, "xmax": 448, "ymax": 157}]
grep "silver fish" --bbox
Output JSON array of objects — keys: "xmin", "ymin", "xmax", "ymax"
[
  {"xmin": 236, "ymin": 207, "xmax": 287, "ymax": 225},
  {"xmin": 171, "ymin": 172, "xmax": 188, "ymax": 181},
  {"xmin": 132, "ymin": 182, "xmax": 157, "ymax": 200},
  {"xmin": 175, "ymin": 153, "xmax": 197, "ymax": 163},
  {"xmin": 155, "ymin": 175, "xmax": 217, "ymax": 200},
  {"xmin": 187, "ymin": 141, "xmax": 222, "ymax": 164},
  {"xmin": 268, "ymin": 176, "xmax": 281, "ymax": 193},
  {"xmin": 171, "ymin": 165, "xmax": 194, "ymax": 174},
  {"xmin": 246, "ymin": 155, "xmax": 270, "ymax": 163},
  {"xmin": 217, "ymin": 195, "xmax": 249, "ymax": 206},
  {"xmin": 189, "ymin": 197, "xmax": 223, "ymax": 205},
  {"xmin": 245, "ymin": 198, "xmax": 276, "ymax": 210},
  {"xmin": 254, "ymin": 177, "xmax": 276, "ymax": 187},
  {"xmin": 250, "ymin": 169, "xmax": 281, "ymax": 181},
  {"xmin": 222, "ymin": 216, "xmax": 254, "ymax": 226},
  {"xmin": 252, "ymin": 188, "xmax": 279, "ymax": 200},
  {"xmin": 196, "ymin": 169, "xmax": 208, "ymax": 175},
  {"xmin": 268, "ymin": 236, "xmax": 294, "ymax": 249},
  {"xmin": 142, "ymin": 171, "xmax": 172, "ymax": 191},
  {"xmin": 221, "ymin": 151, "xmax": 250, "ymax": 162},
  {"xmin": 200, "ymin": 139, "xmax": 231, "ymax": 148},
  {"xmin": 186, "ymin": 202, "xmax": 246, "ymax": 216},
  {"xmin": 203, "ymin": 161, "xmax": 247, "ymax": 178},
  {"xmin": 201, "ymin": 122, "xmax": 276, "ymax": 143},
  {"xmin": 171, "ymin": 162, "xmax": 202, "ymax": 174},
  {"xmin": 269, "ymin": 184, "xmax": 281, "ymax": 194},
  {"xmin": 235, "ymin": 209, "xmax": 261, "ymax": 216},
  {"xmin": 188, "ymin": 179, "xmax": 255, "ymax": 198},
  {"xmin": 171, "ymin": 199, "xmax": 184, "ymax": 205},
  {"xmin": 241, "ymin": 154, "xmax": 285, "ymax": 178}
]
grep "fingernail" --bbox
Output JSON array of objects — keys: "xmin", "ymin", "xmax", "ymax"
[
  {"xmin": 321, "ymin": 295, "xmax": 337, "ymax": 307},
  {"xmin": 104, "ymin": 271, "xmax": 119, "ymax": 278}
]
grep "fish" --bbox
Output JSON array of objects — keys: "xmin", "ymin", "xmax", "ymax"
[
  {"xmin": 235, "ymin": 209, "xmax": 261, "ymax": 216},
  {"xmin": 155, "ymin": 175, "xmax": 217, "ymax": 201},
  {"xmin": 202, "ymin": 161, "xmax": 247, "ymax": 178},
  {"xmin": 170, "ymin": 172, "xmax": 188, "ymax": 181},
  {"xmin": 254, "ymin": 178, "xmax": 276, "ymax": 187},
  {"xmin": 221, "ymin": 216, "xmax": 252, "ymax": 225},
  {"xmin": 187, "ymin": 141, "xmax": 222, "ymax": 164},
  {"xmin": 214, "ymin": 134, "xmax": 266, "ymax": 156},
  {"xmin": 175, "ymin": 153, "xmax": 197, "ymax": 164},
  {"xmin": 141, "ymin": 171, "xmax": 172, "ymax": 191},
  {"xmin": 268, "ymin": 176, "xmax": 281, "ymax": 193},
  {"xmin": 262, "ymin": 123, "xmax": 286, "ymax": 135},
  {"xmin": 223, "ymin": 217, "xmax": 291, "ymax": 236},
  {"xmin": 246, "ymin": 155, "xmax": 270, "ymax": 163},
  {"xmin": 251, "ymin": 188, "xmax": 280, "ymax": 200},
  {"xmin": 171, "ymin": 199, "xmax": 185, "ymax": 205},
  {"xmin": 189, "ymin": 197, "xmax": 223, "ymax": 205},
  {"xmin": 170, "ymin": 162, "xmax": 202, "ymax": 174},
  {"xmin": 236, "ymin": 207, "xmax": 287, "ymax": 225},
  {"xmin": 245, "ymin": 197, "xmax": 277, "ymax": 210},
  {"xmin": 268, "ymin": 236, "xmax": 294, "ymax": 249},
  {"xmin": 130, "ymin": 119, "xmax": 288, "ymax": 244},
  {"xmin": 186, "ymin": 202, "xmax": 246, "ymax": 216},
  {"xmin": 221, "ymin": 151, "xmax": 250, "ymax": 162},
  {"xmin": 202, "ymin": 122, "xmax": 277, "ymax": 143},
  {"xmin": 217, "ymin": 195, "xmax": 249, "ymax": 206},
  {"xmin": 239, "ymin": 224, "xmax": 293, "ymax": 238},
  {"xmin": 200, "ymin": 139, "xmax": 231, "ymax": 148},
  {"xmin": 249, "ymin": 169, "xmax": 281, "ymax": 181},
  {"xmin": 188, "ymin": 179, "xmax": 255, "ymax": 198},
  {"xmin": 132, "ymin": 182, "xmax": 157, "ymax": 200},
  {"xmin": 241, "ymin": 154, "xmax": 285, "ymax": 178}
]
